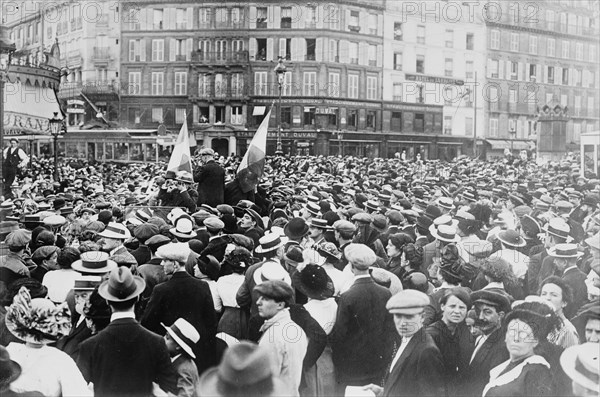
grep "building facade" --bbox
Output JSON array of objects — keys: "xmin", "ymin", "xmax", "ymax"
[
  {"xmin": 483, "ymin": 0, "xmax": 600, "ymax": 158},
  {"xmin": 4, "ymin": 0, "xmax": 121, "ymax": 128},
  {"xmin": 382, "ymin": 1, "xmax": 487, "ymax": 160}
]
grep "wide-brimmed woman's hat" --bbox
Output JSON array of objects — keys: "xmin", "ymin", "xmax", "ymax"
[
  {"xmin": 0, "ymin": 345, "xmax": 21, "ymax": 390},
  {"xmin": 430, "ymin": 225, "xmax": 461, "ymax": 243},
  {"xmin": 198, "ymin": 341, "xmax": 288, "ymax": 397},
  {"xmin": 71, "ymin": 251, "xmax": 118, "ymax": 274},
  {"xmin": 316, "ymin": 242, "xmax": 341, "ymax": 261},
  {"xmin": 98, "ymin": 267, "xmax": 146, "ymax": 302},
  {"xmin": 548, "ymin": 243, "xmax": 584, "ymax": 259},
  {"xmin": 162, "ymin": 318, "xmax": 200, "ymax": 359},
  {"xmin": 5, "ymin": 287, "xmax": 71, "ymax": 345},
  {"xmin": 497, "ymin": 229, "xmax": 527, "ymax": 248},
  {"xmin": 560, "ymin": 342, "xmax": 599, "ymax": 393},
  {"xmin": 292, "ymin": 264, "xmax": 334, "ymax": 300},
  {"xmin": 254, "ymin": 233, "xmax": 284, "ymax": 254}
]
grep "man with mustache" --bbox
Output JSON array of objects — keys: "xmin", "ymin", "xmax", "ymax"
[{"xmin": 459, "ymin": 290, "xmax": 510, "ymax": 397}]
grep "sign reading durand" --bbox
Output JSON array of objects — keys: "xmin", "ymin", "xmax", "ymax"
[
  {"xmin": 237, "ymin": 131, "xmax": 317, "ymax": 139},
  {"xmin": 3, "ymin": 112, "xmax": 50, "ymax": 135},
  {"xmin": 405, "ymin": 74, "xmax": 465, "ymax": 86}
]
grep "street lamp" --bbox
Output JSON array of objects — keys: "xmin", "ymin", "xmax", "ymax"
[
  {"xmin": 274, "ymin": 57, "xmax": 286, "ymax": 156},
  {"xmin": 48, "ymin": 112, "xmax": 63, "ymax": 181},
  {"xmin": 337, "ymin": 130, "xmax": 344, "ymax": 156},
  {"xmin": 509, "ymin": 126, "xmax": 516, "ymax": 154}
]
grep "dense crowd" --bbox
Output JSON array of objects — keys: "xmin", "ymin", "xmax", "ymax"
[{"xmin": 0, "ymin": 145, "xmax": 599, "ymax": 397}]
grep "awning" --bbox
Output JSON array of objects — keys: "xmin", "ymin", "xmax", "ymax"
[
  {"xmin": 486, "ymin": 139, "xmax": 533, "ymax": 151},
  {"xmin": 252, "ymin": 106, "xmax": 266, "ymax": 116},
  {"xmin": 3, "ymin": 81, "xmax": 62, "ymax": 136}
]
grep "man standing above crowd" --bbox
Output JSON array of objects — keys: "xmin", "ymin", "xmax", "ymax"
[
  {"xmin": 193, "ymin": 148, "xmax": 225, "ymax": 207},
  {"xmin": 2, "ymin": 138, "xmax": 29, "ymax": 199}
]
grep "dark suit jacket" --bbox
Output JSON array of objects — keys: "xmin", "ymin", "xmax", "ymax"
[
  {"xmin": 77, "ymin": 318, "xmax": 177, "ymax": 397},
  {"xmin": 421, "ymin": 240, "xmax": 441, "ymax": 274},
  {"xmin": 330, "ymin": 277, "xmax": 395, "ymax": 385},
  {"xmin": 56, "ymin": 320, "xmax": 92, "ymax": 362},
  {"xmin": 141, "ymin": 271, "xmax": 218, "ymax": 373},
  {"xmin": 459, "ymin": 327, "xmax": 509, "ymax": 397},
  {"xmin": 131, "ymin": 245, "xmax": 152, "ymax": 266},
  {"xmin": 527, "ymin": 249, "xmax": 548, "ymax": 295},
  {"xmin": 382, "ymin": 328, "xmax": 446, "ymax": 397},
  {"xmin": 194, "ymin": 160, "xmax": 225, "ymax": 207},
  {"xmin": 563, "ymin": 266, "xmax": 588, "ymax": 317}
]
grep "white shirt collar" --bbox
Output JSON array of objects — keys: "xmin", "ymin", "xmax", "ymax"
[
  {"xmin": 110, "ymin": 311, "xmax": 135, "ymax": 322},
  {"xmin": 354, "ymin": 274, "xmax": 371, "ymax": 280},
  {"xmin": 171, "ymin": 354, "xmax": 181, "ymax": 363},
  {"xmin": 563, "ymin": 265, "xmax": 578, "ymax": 274}
]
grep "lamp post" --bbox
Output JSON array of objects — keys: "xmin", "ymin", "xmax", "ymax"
[
  {"xmin": 337, "ymin": 130, "xmax": 344, "ymax": 156},
  {"xmin": 274, "ymin": 57, "xmax": 286, "ymax": 156},
  {"xmin": 48, "ymin": 112, "xmax": 63, "ymax": 181},
  {"xmin": 0, "ymin": 26, "xmax": 16, "ymax": 191},
  {"xmin": 509, "ymin": 127, "xmax": 516, "ymax": 154}
]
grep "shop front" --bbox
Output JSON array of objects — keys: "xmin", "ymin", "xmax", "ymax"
[{"xmin": 236, "ymin": 130, "xmax": 320, "ymax": 156}]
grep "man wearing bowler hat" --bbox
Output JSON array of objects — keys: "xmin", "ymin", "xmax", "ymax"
[
  {"xmin": 363, "ymin": 290, "xmax": 445, "ymax": 397},
  {"xmin": 548, "ymin": 243, "xmax": 587, "ymax": 316},
  {"xmin": 77, "ymin": 267, "xmax": 177, "ymax": 396}
]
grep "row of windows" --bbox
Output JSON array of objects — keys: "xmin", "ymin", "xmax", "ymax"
[
  {"xmin": 490, "ymin": 30, "xmax": 596, "ymax": 62},
  {"xmin": 391, "ymin": 53, "xmax": 475, "ymax": 79},
  {"xmin": 393, "ymin": 23, "xmax": 475, "ymax": 50},
  {"xmin": 127, "ymin": 6, "xmax": 376, "ymax": 34},
  {"xmin": 486, "ymin": 85, "xmax": 596, "ymax": 112},
  {"xmin": 488, "ymin": 59, "xmax": 598, "ymax": 88},
  {"xmin": 488, "ymin": 118, "xmax": 595, "ymax": 139}
]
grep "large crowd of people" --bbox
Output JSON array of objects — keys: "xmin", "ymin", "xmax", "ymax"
[{"xmin": 1, "ymin": 144, "xmax": 599, "ymax": 397}]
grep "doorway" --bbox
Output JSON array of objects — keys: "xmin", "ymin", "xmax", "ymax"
[{"xmin": 211, "ymin": 138, "xmax": 229, "ymax": 157}]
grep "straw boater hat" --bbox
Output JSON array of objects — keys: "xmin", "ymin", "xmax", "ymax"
[
  {"xmin": 71, "ymin": 251, "xmax": 118, "ymax": 274},
  {"xmin": 253, "ymin": 261, "xmax": 291, "ymax": 286},
  {"xmin": 307, "ymin": 218, "xmax": 331, "ymax": 230},
  {"xmin": 162, "ymin": 319, "xmax": 200, "ymax": 359},
  {"xmin": 254, "ymin": 233, "xmax": 284, "ymax": 255},
  {"xmin": 169, "ymin": 216, "xmax": 197, "ymax": 239},
  {"xmin": 430, "ymin": 224, "xmax": 461, "ymax": 243},
  {"xmin": 543, "ymin": 218, "xmax": 571, "ymax": 240},
  {"xmin": 198, "ymin": 341, "xmax": 288, "ymax": 397},
  {"xmin": 560, "ymin": 343, "xmax": 599, "ymax": 393},
  {"xmin": 97, "ymin": 222, "xmax": 131, "ymax": 240},
  {"xmin": 547, "ymin": 243, "xmax": 584, "ymax": 259}
]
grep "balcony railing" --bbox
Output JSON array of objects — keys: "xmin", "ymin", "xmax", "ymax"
[{"xmin": 192, "ymin": 50, "xmax": 249, "ymax": 64}]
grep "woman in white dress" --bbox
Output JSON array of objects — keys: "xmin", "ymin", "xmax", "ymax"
[{"xmin": 5, "ymin": 287, "xmax": 91, "ymax": 397}]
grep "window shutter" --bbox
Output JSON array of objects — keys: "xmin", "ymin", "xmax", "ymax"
[
  {"xmin": 505, "ymin": 60, "xmax": 511, "ymax": 78},
  {"xmin": 139, "ymin": 8, "xmax": 148, "ymax": 30},
  {"xmin": 377, "ymin": 45, "xmax": 383, "ymax": 67},
  {"xmin": 498, "ymin": 59, "xmax": 504, "ymax": 79},
  {"xmin": 291, "ymin": 6, "xmax": 300, "ymax": 29},
  {"xmin": 249, "ymin": 6, "xmax": 257, "ymax": 25},
  {"xmin": 517, "ymin": 62, "xmax": 523, "ymax": 81},
  {"xmin": 279, "ymin": 38, "xmax": 286, "ymax": 58},
  {"xmin": 316, "ymin": 7, "xmax": 323, "ymax": 29},
  {"xmin": 315, "ymin": 38, "xmax": 322, "ymax": 62},
  {"xmin": 129, "ymin": 40, "xmax": 135, "ymax": 61},
  {"xmin": 556, "ymin": 66, "xmax": 562, "ymax": 84},
  {"xmin": 291, "ymin": 38, "xmax": 300, "ymax": 61},
  {"xmin": 187, "ymin": 8, "xmax": 194, "ymax": 29},
  {"xmin": 140, "ymin": 38, "xmax": 146, "ymax": 61},
  {"xmin": 340, "ymin": 40, "xmax": 349, "ymax": 63},
  {"xmin": 273, "ymin": 6, "xmax": 281, "ymax": 28},
  {"xmin": 170, "ymin": 38, "xmax": 176, "ymax": 61},
  {"xmin": 299, "ymin": 38, "xmax": 307, "ymax": 61},
  {"xmin": 569, "ymin": 68, "xmax": 574, "ymax": 86},
  {"xmin": 186, "ymin": 38, "xmax": 192, "ymax": 61},
  {"xmin": 346, "ymin": 9, "xmax": 352, "ymax": 30},
  {"xmin": 537, "ymin": 64, "xmax": 542, "ymax": 83},
  {"xmin": 266, "ymin": 38, "xmax": 273, "ymax": 61},
  {"xmin": 358, "ymin": 42, "xmax": 367, "ymax": 65},
  {"xmin": 297, "ymin": 6, "xmax": 305, "ymax": 29},
  {"xmin": 249, "ymin": 38, "xmax": 257, "ymax": 60},
  {"xmin": 525, "ymin": 63, "xmax": 530, "ymax": 80},
  {"xmin": 487, "ymin": 59, "xmax": 493, "ymax": 78}
]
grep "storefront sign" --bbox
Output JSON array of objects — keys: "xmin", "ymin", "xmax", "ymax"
[
  {"xmin": 385, "ymin": 103, "xmax": 443, "ymax": 113},
  {"xmin": 258, "ymin": 98, "xmax": 380, "ymax": 109},
  {"xmin": 405, "ymin": 74, "xmax": 464, "ymax": 86},
  {"xmin": 67, "ymin": 99, "xmax": 85, "ymax": 106},
  {"xmin": 3, "ymin": 113, "xmax": 50, "ymax": 135},
  {"xmin": 67, "ymin": 108, "xmax": 85, "ymax": 114},
  {"xmin": 237, "ymin": 131, "xmax": 317, "ymax": 139}
]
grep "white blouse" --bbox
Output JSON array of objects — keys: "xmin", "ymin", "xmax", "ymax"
[
  {"xmin": 215, "ymin": 273, "xmax": 245, "ymax": 308},
  {"xmin": 6, "ymin": 343, "xmax": 92, "ymax": 397}
]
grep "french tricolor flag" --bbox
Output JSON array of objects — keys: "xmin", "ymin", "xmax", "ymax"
[
  {"xmin": 237, "ymin": 106, "xmax": 273, "ymax": 193},
  {"xmin": 165, "ymin": 114, "xmax": 193, "ymax": 179}
]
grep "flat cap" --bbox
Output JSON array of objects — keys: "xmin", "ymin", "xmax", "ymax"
[
  {"xmin": 352, "ymin": 212, "xmax": 373, "ymax": 224},
  {"xmin": 471, "ymin": 290, "xmax": 511, "ymax": 313},
  {"xmin": 333, "ymin": 220, "xmax": 356, "ymax": 233},
  {"xmin": 216, "ymin": 204, "xmax": 234, "ymax": 215},
  {"xmin": 204, "ymin": 217, "xmax": 225, "ymax": 231},
  {"xmin": 344, "ymin": 243, "xmax": 376, "ymax": 270},
  {"xmin": 145, "ymin": 234, "xmax": 171, "ymax": 250},
  {"xmin": 5, "ymin": 229, "xmax": 32, "ymax": 247},
  {"xmin": 253, "ymin": 280, "xmax": 294, "ymax": 303},
  {"xmin": 386, "ymin": 290, "xmax": 430, "ymax": 314},
  {"xmin": 192, "ymin": 210, "xmax": 214, "ymax": 225},
  {"xmin": 32, "ymin": 245, "xmax": 60, "ymax": 262},
  {"xmin": 199, "ymin": 147, "xmax": 215, "ymax": 156},
  {"xmin": 134, "ymin": 223, "xmax": 159, "ymax": 242}
]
